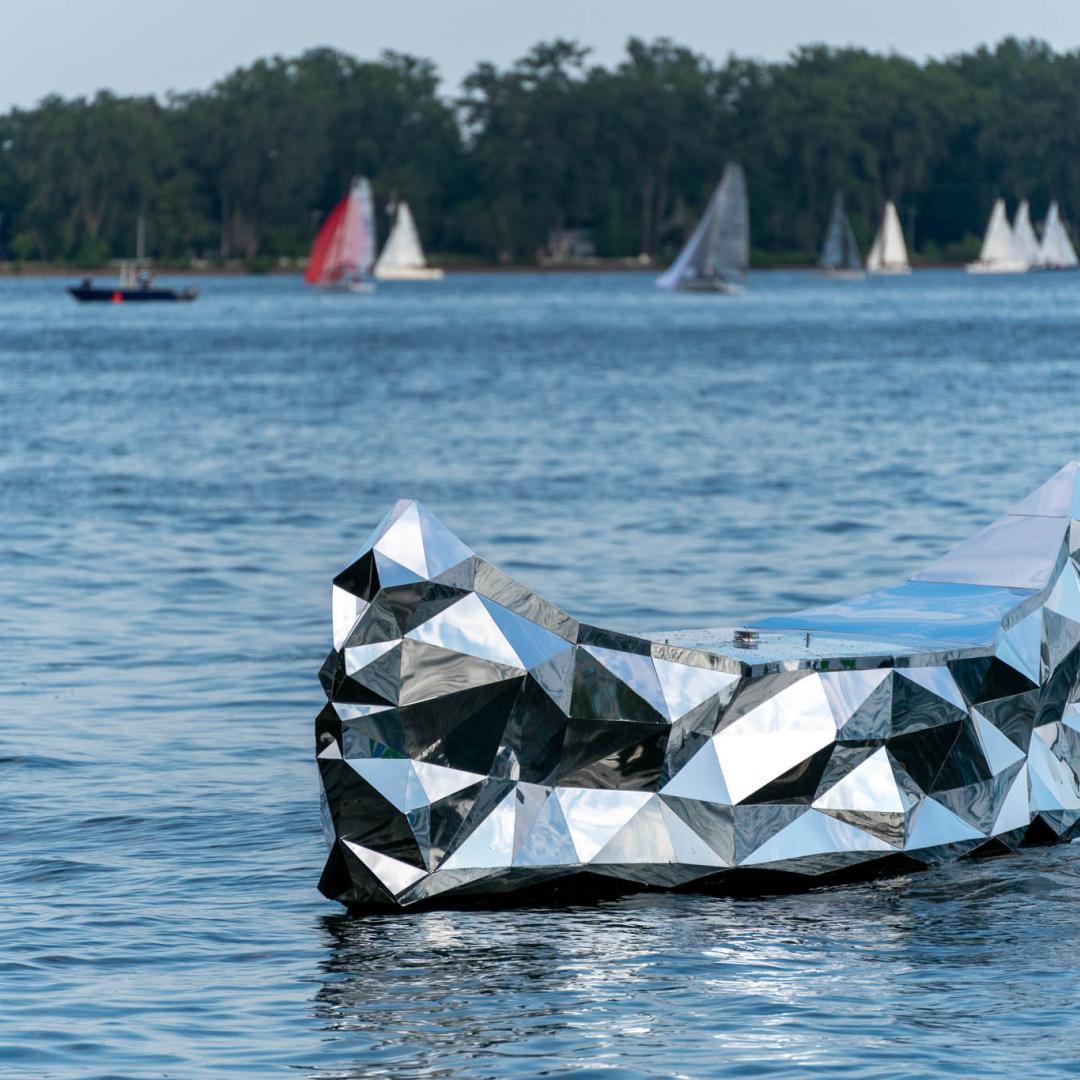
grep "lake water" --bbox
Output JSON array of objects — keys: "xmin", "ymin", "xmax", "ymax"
[{"xmin": 4, "ymin": 270, "xmax": 1080, "ymax": 1077}]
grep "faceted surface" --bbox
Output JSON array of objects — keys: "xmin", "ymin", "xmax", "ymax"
[{"xmin": 317, "ymin": 464, "xmax": 1080, "ymax": 909}]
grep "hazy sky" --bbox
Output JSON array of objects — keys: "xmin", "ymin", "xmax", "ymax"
[{"xmin": 4, "ymin": 0, "xmax": 1080, "ymax": 110}]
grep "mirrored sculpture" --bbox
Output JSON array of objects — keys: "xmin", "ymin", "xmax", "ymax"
[{"xmin": 317, "ymin": 464, "xmax": 1080, "ymax": 910}]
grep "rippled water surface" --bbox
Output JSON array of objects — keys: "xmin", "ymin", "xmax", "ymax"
[{"xmin": 4, "ymin": 271, "xmax": 1080, "ymax": 1077}]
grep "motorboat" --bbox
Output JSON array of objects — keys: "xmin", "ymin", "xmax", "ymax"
[{"xmin": 68, "ymin": 266, "xmax": 197, "ymax": 303}]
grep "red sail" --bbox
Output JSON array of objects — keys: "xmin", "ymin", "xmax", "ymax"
[{"xmin": 304, "ymin": 195, "xmax": 349, "ymax": 285}]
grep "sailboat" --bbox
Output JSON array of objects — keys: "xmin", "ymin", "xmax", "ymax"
[
  {"xmin": 966, "ymin": 199, "xmax": 1028, "ymax": 274},
  {"xmin": 866, "ymin": 201, "xmax": 910, "ymax": 274},
  {"xmin": 1037, "ymin": 200, "xmax": 1078, "ymax": 270},
  {"xmin": 657, "ymin": 162, "xmax": 749, "ymax": 294},
  {"xmin": 1011, "ymin": 199, "xmax": 1040, "ymax": 268},
  {"xmin": 374, "ymin": 201, "xmax": 444, "ymax": 281},
  {"xmin": 819, "ymin": 193, "xmax": 863, "ymax": 279},
  {"xmin": 305, "ymin": 177, "xmax": 377, "ymax": 291}
]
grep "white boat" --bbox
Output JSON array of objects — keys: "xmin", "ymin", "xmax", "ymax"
[
  {"xmin": 819, "ymin": 193, "xmax": 863, "ymax": 279},
  {"xmin": 657, "ymin": 162, "xmax": 749, "ymax": 294},
  {"xmin": 1038, "ymin": 200, "xmax": 1079, "ymax": 270},
  {"xmin": 866, "ymin": 201, "xmax": 910, "ymax": 274},
  {"xmin": 1011, "ymin": 199, "xmax": 1040, "ymax": 267},
  {"xmin": 966, "ymin": 199, "xmax": 1028, "ymax": 274},
  {"xmin": 305, "ymin": 177, "xmax": 377, "ymax": 290},
  {"xmin": 374, "ymin": 201, "xmax": 444, "ymax": 281}
]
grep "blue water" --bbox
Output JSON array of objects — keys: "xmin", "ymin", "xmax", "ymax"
[{"xmin": 4, "ymin": 270, "xmax": 1080, "ymax": 1077}]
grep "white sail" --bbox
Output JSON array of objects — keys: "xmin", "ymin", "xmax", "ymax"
[
  {"xmin": 658, "ymin": 162, "xmax": 749, "ymax": 293},
  {"xmin": 966, "ymin": 198, "xmax": 1027, "ymax": 274},
  {"xmin": 357, "ymin": 178, "xmax": 377, "ymax": 277},
  {"xmin": 1038, "ymin": 200, "xmax": 1078, "ymax": 269},
  {"xmin": 374, "ymin": 201, "xmax": 444, "ymax": 280},
  {"xmin": 866, "ymin": 231, "xmax": 882, "ymax": 271},
  {"xmin": 1011, "ymin": 199, "xmax": 1040, "ymax": 267},
  {"xmin": 819, "ymin": 193, "xmax": 862, "ymax": 275},
  {"xmin": 980, "ymin": 200, "xmax": 1016, "ymax": 263},
  {"xmin": 866, "ymin": 201, "xmax": 909, "ymax": 273}
]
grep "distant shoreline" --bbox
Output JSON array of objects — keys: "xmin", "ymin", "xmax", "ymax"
[
  {"xmin": 0, "ymin": 260, "xmax": 966, "ymax": 278},
  {"xmin": 0, "ymin": 262, "xmax": 659, "ymax": 278}
]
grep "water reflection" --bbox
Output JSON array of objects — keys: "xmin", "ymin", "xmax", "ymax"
[{"xmin": 310, "ymin": 846, "xmax": 1080, "ymax": 1077}]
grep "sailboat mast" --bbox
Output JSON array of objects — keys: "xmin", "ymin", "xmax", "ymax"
[{"xmin": 136, "ymin": 215, "xmax": 146, "ymax": 262}]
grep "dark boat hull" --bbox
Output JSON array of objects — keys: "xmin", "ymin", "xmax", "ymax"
[
  {"xmin": 673, "ymin": 277, "xmax": 745, "ymax": 295},
  {"xmin": 67, "ymin": 286, "xmax": 197, "ymax": 303}
]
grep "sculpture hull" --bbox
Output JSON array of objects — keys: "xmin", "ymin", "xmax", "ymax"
[{"xmin": 317, "ymin": 465, "xmax": 1080, "ymax": 910}]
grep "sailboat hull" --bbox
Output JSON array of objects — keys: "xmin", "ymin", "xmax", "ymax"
[
  {"xmin": 965, "ymin": 261, "xmax": 1029, "ymax": 275},
  {"xmin": 374, "ymin": 267, "xmax": 445, "ymax": 281},
  {"xmin": 310, "ymin": 278, "xmax": 376, "ymax": 293},
  {"xmin": 671, "ymin": 278, "xmax": 745, "ymax": 295},
  {"xmin": 867, "ymin": 266, "xmax": 911, "ymax": 276},
  {"xmin": 823, "ymin": 270, "xmax": 865, "ymax": 281}
]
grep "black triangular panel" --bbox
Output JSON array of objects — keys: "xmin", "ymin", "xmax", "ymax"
[
  {"xmin": 332, "ymin": 550, "xmax": 380, "ymax": 604},
  {"xmin": 570, "ymin": 646, "xmax": 667, "ymax": 722},
  {"xmin": 496, "ymin": 675, "xmax": 571, "ymax": 785},
  {"xmin": 342, "ymin": 593, "xmax": 402, "ymax": 649},
  {"xmin": 335, "ymin": 770, "xmax": 426, "ymax": 868},
  {"xmin": 948, "ymin": 655, "xmax": 1039, "ymax": 705},
  {"xmin": 977, "ymin": 689, "xmax": 1038, "ymax": 753},
  {"xmin": 930, "ymin": 716, "xmax": 992, "ymax": 791},
  {"xmin": 887, "ymin": 720, "xmax": 962, "ymax": 792},
  {"xmin": 739, "ymin": 742, "xmax": 835, "ymax": 805},
  {"xmin": 416, "ymin": 678, "xmax": 524, "ymax": 775},
  {"xmin": 557, "ymin": 718, "xmax": 668, "ymax": 790},
  {"xmin": 890, "ymin": 672, "xmax": 968, "ymax": 736},
  {"xmin": 398, "ymin": 583, "xmax": 472, "ymax": 634}
]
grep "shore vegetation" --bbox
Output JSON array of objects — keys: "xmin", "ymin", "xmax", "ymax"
[{"xmin": 0, "ymin": 37, "xmax": 1073, "ymax": 267}]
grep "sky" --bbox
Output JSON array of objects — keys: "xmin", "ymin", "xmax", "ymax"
[{"xmin": 4, "ymin": 0, "xmax": 1080, "ymax": 110}]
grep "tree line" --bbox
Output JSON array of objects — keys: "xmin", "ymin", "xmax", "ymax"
[{"xmin": 0, "ymin": 36, "xmax": 1077, "ymax": 267}]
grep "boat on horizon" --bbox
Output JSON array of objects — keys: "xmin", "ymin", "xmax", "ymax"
[
  {"xmin": 305, "ymin": 177, "xmax": 377, "ymax": 292},
  {"xmin": 657, "ymin": 163, "xmax": 749, "ymax": 294},
  {"xmin": 866, "ymin": 201, "xmax": 910, "ymax": 274},
  {"xmin": 1037, "ymin": 200, "xmax": 1078, "ymax": 270},
  {"xmin": 966, "ymin": 198, "xmax": 1029, "ymax": 274},
  {"xmin": 68, "ymin": 216, "xmax": 197, "ymax": 302},
  {"xmin": 1012, "ymin": 199, "xmax": 1041, "ymax": 267},
  {"xmin": 374, "ymin": 201, "xmax": 444, "ymax": 281},
  {"xmin": 819, "ymin": 192, "xmax": 863, "ymax": 279}
]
